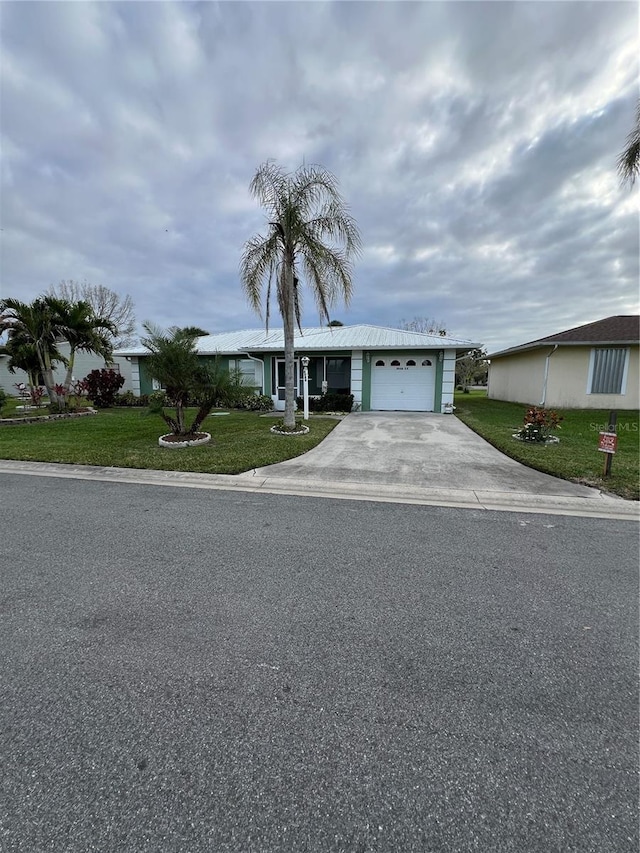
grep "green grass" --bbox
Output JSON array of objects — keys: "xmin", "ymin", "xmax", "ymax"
[
  {"xmin": 0, "ymin": 407, "xmax": 340, "ymax": 474},
  {"xmin": 454, "ymin": 391, "xmax": 639, "ymax": 500}
]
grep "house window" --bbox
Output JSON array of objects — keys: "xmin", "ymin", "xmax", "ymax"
[
  {"xmin": 406, "ymin": 359, "xmax": 416, "ymax": 366},
  {"xmin": 375, "ymin": 360, "xmax": 385, "ymax": 367},
  {"xmin": 588, "ymin": 348, "xmax": 629, "ymax": 394},
  {"xmin": 326, "ymin": 357, "xmax": 351, "ymax": 393},
  {"xmin": 229, "ymin": 358, "xmax": 257, "ymax": 387},
  {"xmin": 421, "ymin": 359, "xmax": 432, "ymax": 367},
  {"xmin": 390, "ymin": 359, "xmax": 401, "ymax": 366}
]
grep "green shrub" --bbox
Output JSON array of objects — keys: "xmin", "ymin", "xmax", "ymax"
[
  {"xmin": 234, "ymin": 393, "xmax": 274, "ymax": 411},
  {"xmin": 296, "ymin": 392, "xmax": 354, "ymax": 413},
  {"xmin": 113, "ymin": 392, "xmax": 153, "ymax": 407},
  {"xmin": 0, "ymin": 388, "xmax": 6, "ymax": 415}
]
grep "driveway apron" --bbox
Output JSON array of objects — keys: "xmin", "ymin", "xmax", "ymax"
[{"xmin": 252, "ymin": 412, "xmax": 597, "ymax": 497}]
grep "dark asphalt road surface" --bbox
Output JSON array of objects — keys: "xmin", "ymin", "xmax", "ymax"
[{"xmin": 1, "ymin": 474, "xmax": 638, "ymax": 852}]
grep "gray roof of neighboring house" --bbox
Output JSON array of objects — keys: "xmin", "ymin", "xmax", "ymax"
[
  {"xmin": 488, "ymin": 315, "xmax": 640, "ymax": 359},
  {"xmin": 115, "ymin": 324, "xmax": 479, "ymax": 357}
]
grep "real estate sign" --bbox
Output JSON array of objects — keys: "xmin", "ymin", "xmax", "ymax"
[{"xmin": 597, "ymin": 431, "xmax": 618, "ymax": 454}]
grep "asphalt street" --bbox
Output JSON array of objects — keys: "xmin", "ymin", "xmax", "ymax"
[{"xmin": 1, "ymin": 474, "xmax": 638, "ymax": 853}]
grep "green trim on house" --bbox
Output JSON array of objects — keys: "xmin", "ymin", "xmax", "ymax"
[
  {"xmin": 263, "ymin": 355, "xmax": 272, "ymax": 397},
  {"xmin": 362, "ymin": 355, "xmax": 372, "ymax": 411},
  {"xmin": 434, "ymin": 353, "xmax": 443, "ymax": 412},
  {"xmin": 139, "ymin": 360, "xmax": 153, "ymax": 395}
]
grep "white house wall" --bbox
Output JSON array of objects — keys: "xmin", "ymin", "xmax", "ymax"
[
  {"xmin": 130, "ymin": 357, "xmax": 141, "ymax": 396},
  {"xmin": 441, "ymin": 351, "xmax": 456, "ymax": 412},
  {"xmin": 350, "ymin": 350, "xmax": 363, "ymax": 409}
]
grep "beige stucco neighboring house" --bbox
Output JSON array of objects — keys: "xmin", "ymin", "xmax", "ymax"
[{"xmin": 487, "ymin": 316, "xmax": 639, "ymax": 409}]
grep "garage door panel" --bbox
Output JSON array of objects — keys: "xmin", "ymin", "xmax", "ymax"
[{"xmin": 371, "ymin": 354, "xmax": 435, "ymax": 411}]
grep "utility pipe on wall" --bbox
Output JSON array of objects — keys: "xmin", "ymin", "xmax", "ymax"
[{"xmin": 540, "ymin": 345, "xmax": 558, "ymax": 406}]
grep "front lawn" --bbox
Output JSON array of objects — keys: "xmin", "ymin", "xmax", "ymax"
[
  {"xmin": 0, "ymin": 407, "xmax": 340, "ymax": 474},
  {"xmin": 454, "ymin": 391, "xmax": 639, "ymax": 500}
]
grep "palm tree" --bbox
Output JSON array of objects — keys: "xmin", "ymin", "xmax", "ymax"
[
  {"xmin": 240, "ymin": 161, "xmax": 361, "ymax": 429},
  {"xmin": 0, "ymin": 297, "xmax": 66, "ymax": 407},
  {"xmin": 618, "ymin": 99, "xmax": 640, "ymax": 186},
  {"xmin": 141, "ymin": 323, "xmax": 235, "ymax": 437},
  {"xmin": 47, "ymin": 298, "xmax": 116, "ymax": 393},
  {"xmin": 0, "ymin": 336, "xmax": 55, "ymax": 402}
]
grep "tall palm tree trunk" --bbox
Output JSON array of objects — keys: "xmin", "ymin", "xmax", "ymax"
[
  {"xmin": 62, "ymin": 348, "xmax": 77, "ymax": 392},
  {"xmin": 36, "ymin": 341, "xmax": 62, "ymax": 407},
  {"xmin": 283, "ymin": 259, "xmax": 297, "ymax": 428}
]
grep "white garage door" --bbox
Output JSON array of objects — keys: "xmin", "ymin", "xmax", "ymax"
[{"xmin": 371, "ymin": 355, "xmax": 435, "ymax": 411}]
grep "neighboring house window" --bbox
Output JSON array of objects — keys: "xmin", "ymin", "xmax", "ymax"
[
  {"xmin": 151, "ymin": 378, "xmax": 165, "ymax": 391},
  {"xmin": 229, "ymin": 358, "xmax": 256, "ymax": 386},
  {"xmin": 588, "ymin": 348, "xmax": 629, "ymax": 394}
]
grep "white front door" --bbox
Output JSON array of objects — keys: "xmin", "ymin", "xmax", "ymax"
[
  {"xmin": 274, "ymin": 358, "xmax": 299, "ymax": 411},
  {"xmin": 370, "ymin": 354, "xmax": 435, "ymax": 411}
]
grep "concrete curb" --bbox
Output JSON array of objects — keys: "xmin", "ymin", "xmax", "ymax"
[{"xmin": 0, "ymin": 459, "xmax": 637, "ymax": 521}]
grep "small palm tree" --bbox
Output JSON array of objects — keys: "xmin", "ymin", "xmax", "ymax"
[
  {"xmin": 240, "ymin": 161, "xmax": 361, "ymax": 429},
  {"xmin": 0, "ymin": 336, "xmax": 59, "ymax": 402},
  {"xmin": 47, "ymin": 298, "xmax": 116, "ymax": 392},
  {"xmin": 141, "ymin": 323, "xmax": 234, "ymax": 437},
  {"xmin": 0, "ymin": 297, "xmax": 66, "ymax": 407}
]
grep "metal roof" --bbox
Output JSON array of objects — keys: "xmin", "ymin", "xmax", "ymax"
[{"xmin": 115, "ymin": 324, "xmax": 478, "ymax": 357}]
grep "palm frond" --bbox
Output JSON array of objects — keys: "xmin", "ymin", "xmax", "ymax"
[{"xmin": 618, "ymin": 99, "xmax": 640, "ymax": 186}]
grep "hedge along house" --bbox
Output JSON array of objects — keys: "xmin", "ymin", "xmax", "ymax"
[
  {"xmin": 487, "ymin": 316, "xmax": 640, "ymax": 410},
  {"xmin": 115, "ymin": 324, "xmax": 479, "ymax": 413}
]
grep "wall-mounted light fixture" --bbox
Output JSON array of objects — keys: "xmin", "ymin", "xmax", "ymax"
[
  {"xmin": 438, "ymin": 350, "xmax": 444, "ymax": 362},
  {"xmin": 365, "ymin": 352, "xmax": 371, "ymax": 363}
]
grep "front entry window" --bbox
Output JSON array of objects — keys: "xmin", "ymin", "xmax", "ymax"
[{"xmin": 326, "ymin": 357, "xmax": 351, "ymax": 394}]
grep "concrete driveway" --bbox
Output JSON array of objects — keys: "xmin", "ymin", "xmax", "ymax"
[{"xmin": 246, "ymin": 412, "xmax": 630, "ymax": 514}]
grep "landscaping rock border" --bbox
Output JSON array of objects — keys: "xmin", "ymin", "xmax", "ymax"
[
  {"xmin": 159, "ymin": 432, "xmax": 211, "ymax": 448},
  {"xmin": 270, "ymin": 424, "xmax": 310, "ymax": 436},
  {"xmin": 512, "ymin": 433, "xmax": 560, "ymax": 445},
  {"xmin": 0, "ymin": 409, "xmax": 98, "ymax": 427}
]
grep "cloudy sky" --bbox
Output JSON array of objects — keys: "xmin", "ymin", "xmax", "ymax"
[{"xmin": 1, "ymin": 1, "xmax": 638, "ymax": 351}]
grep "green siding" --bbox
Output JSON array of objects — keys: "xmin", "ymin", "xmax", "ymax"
[
  {"xmin": 139, "ymin": 360, "xmax": 153, "ymax": 395},
  {"xmin": 263, "ymin": 355, "xmax": 272, "ymax": 396},
  {"xmin": 362, "ymin": 356, "xmax": 371, "ymax": 411},
  {"xmin": 434, "ymin": 353, "xmax": 443, "ymax": 412}
]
